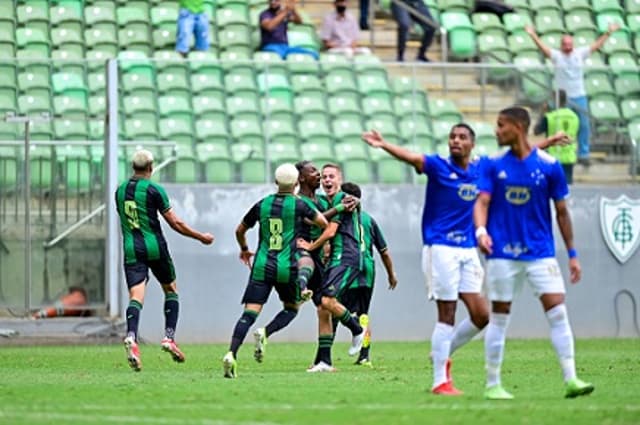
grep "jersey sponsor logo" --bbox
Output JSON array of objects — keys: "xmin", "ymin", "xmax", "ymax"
[
  {"xmin": 505, "ymin": 186, "xmax": 531, "ymax": 205},
  {"xmin": 446, "ymin": 231, "xmax": 467, "ymax": 244},
  {"xmin": 502, "ymin": 243, "xmax": 528, "ymax": 258},
  {"xmin": 457, "ymin": 183, "xmax": 477, "ymax": 201},
  {"xmin": 600, "ymin": 195, "xmax": 640, "ymax": 264}
]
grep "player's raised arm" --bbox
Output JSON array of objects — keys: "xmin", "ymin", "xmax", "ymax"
[
  {"xmin": 473, "ymin": 192, "xmax": 493, "ymax": 255},
  {"xmin": 362, "ymin": 129, "xmax": 425, "ymax": 173},
  {"xmin": 162, "ymin": 209, "xmax": 214, "ymax": 245},
  {"xmin": 525, "ymin": 25, "xmax": 552, "ymax": 58},
  {"xmin": 554, "ymin": 199, "xmax": 581, "ymax": 284}
]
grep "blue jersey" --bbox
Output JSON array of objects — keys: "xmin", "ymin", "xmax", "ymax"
[
  {"xmin": 477, "ymin": 148, "xmax": 569, "ymax": 260},
  {"xmin": 421, "ymin": 154, "xmax": 485, "ymax": 248}
]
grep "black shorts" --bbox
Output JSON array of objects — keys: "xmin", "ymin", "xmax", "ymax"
[
  {"xmin": 338, "ymin": 287, "xmax": 373, "ymax": 316},
  {"xmin": 318, "ymin": 264, "xmax": 361, "ymax": 300},
  {"xmin": 305, "ymin": 255, "xmax": 326, "ymax": 307},
  {"xmin": 241, "ymin": 278, "xmax": 300, "ymax": 305},
  {"xmin": 124, "ymin": 258, "xmax": 176, "ymax": 288}
]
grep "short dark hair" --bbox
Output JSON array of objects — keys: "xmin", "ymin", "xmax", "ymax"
[
  {"xmin": 451, "ymin": 123, "xmax": 476, "ymax": 141},
  {"xmin": 341, "ymin": 181, "xmax": 361, "ymax": 199},
  {"xmin": 295, "ymin": 160, "xmax": 311, "ymax": 172},
  {"xmin": 499, "ymin": 106, "xmax": 530, "ymax": 133}
]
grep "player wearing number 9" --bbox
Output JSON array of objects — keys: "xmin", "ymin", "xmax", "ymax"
[
  {"xmin": 115, "ymin": 149, "xmax": 214, "ymax": 372},
  {"xmin": 222, "ymin": 163, "xmax": 329, "ymax": 378}
]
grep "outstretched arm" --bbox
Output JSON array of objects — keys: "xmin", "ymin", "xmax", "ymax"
[
  {"xmin": 362, "ymin": 129, "xmax": 425, "ymax": 173},
  {"xmin": 555, "ymin": 199, "xmax": 581, "ymax": 284},
  {"xmin": 590, "ymin": 22, "xmax": 620, "ymax": 53},
  {"xmin": 535, "ymin": 131, "xmax": 571, "ymax": 149},
  {"xmin": 162, "ymin": 209, "xmax": 214, "ymax": 245},
  {"xmin": 525, "ymin": 26, "xmax": 552, "ymax": 58}
]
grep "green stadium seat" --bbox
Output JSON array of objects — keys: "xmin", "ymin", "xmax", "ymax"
[
  {"xmin": 116, "ymin": 4, "xmax": 150, "ymax": 30},
  {"xmin": 188, "ymin": 50, "xmax": 221, "ymax": 74},
  {"xmin": 195, "ymin": 117, "xmax": 230, "ymax": 145},
  {"xmin": 85, "ymin": 2, "xmax": 116, "ymax": 28},
  {"xmin": 154, "ymin": 50, "xmax": 186, "ymax": 73},
  {"xmin": 507, "ymin": 33, "xmax": 538, "ymax": 55},
  {"xmin": 87, "ymin": 71, "xmax": 105, "ymax": 95},
  {"xmin": 88, "ymin": 119, "xmax": 105, "ymax": 140},
  {"xmin": 294, "ymin": 93, "xmax": 327, "ymax": 117},
  {"xmin": 226, "ymin": 94, "xmax": 260, "ymax": 120},
  {"xmin": 0, "ymin": 147, "xmax": 19, "ymax": 191},
  {"xmin": 362, "ymin": 97, "xmax": 394, "ymax": 119},
  {"xmin": 287, "ymin": 24, "xmax": 320, "ymax": 51},
  {"xmin": 333, "ymin": 117, "xmax": 364, "ymax": 141},
  {"xmin": 264, "ymin": 118, "xmax": 298, "ymax": 146},
  {"xmin": 589, "ymin": 98, "xmax": 622, "ymax": 128},
  {"xmin": 257, "ymin": 73, "xmax": 292, "ymax": 103},
  {"xmin": 592, "ymin": 0, "xmax": 624, "ymax": 14},
  {"xmin": 196, "ymin": 143, "xmax": 234, "ymax": 183},
  {"xmin": 428, "ymin": 98, "xmax": 463, "ymax": 122},
  {"xmin": 320, "ymin": 53, "xmax": 352, "ymax": 73},
  {"xmin": 157, "ymin": 70, "xmax": 190, "ymax": 95},
  {"xmin": 218, "ymin": 27, "xmax": 252, "ymax": 53},
  {"xmin": 89, "ymin": 95, "xmax": 106, "ymax": 116},
  {"xmin": 150, "ymin": 4, "xmax": 178, "ymax": 29},
  {"xmin": 608, "ymin": 53, "xmax": 639, "ymax": 77},
  {"xmin": 440, "ymin": 12, "xmax": 477, "ymax": 59},
  {"xmin": 353, "ymin": 55, "xmax": 387, "ymax": 79},
  {"xmin": 166, "ymin": 152, "xmax": 199, "ymax": 183},
  {"xmin": 16, "ymin": 28, "xmax": 50, "ymax": 56},
  {"xmin": 328, "ymin": 95, "xmax": 361, "ymax": 118},
  {"xmin": 17, "ymin": 2, "xmax": 49, "ymax": 33},
  {"xmin": 51, "ymin": 72, "xmax": 87, "ymax": 99},
  {"xmin": 560, "ymin": 0, "xmax": 591, "ymax": 12},
  {"xmin": 437, "ymin": 0, "xmax": 472, "ymax": 12},
  {"xmin": 585, "ymin": 74, "xmax": 616, "ymax": 101},
  {"xmin": 503, "ymin": 12, "xmax": 533, "ymax": 34},
  {"xmin": 26, "ymin": 121, "xmax": 53, "ymax": 141},
  {"xmin": 621, "ymin": 99, "xmax": 640, "ymax": 122},
  {"xmin": 298, "ymin": 117, "xmax": 333, "ymax": 143},
  {"xmin": 432, "ymin": 120, "xmax": 459, "ymax": 141},
  {"xmin": 54, "ymin": 119, "xmax": 89, "ymax": 140},
  {"xmin": 504, "ymin": 0, "xmax": 531, "ymax": 12},
  {"xmin": 290, "ymin": 74, "xmax": 323, "ymax": 94},
  {"xmin": 357, "ymin": 74, "xmax": 392, "ymax": 100},
  {"xmin": 472, "ymin": 13, "xmax": 505, "ymax": 35},
  {"xmin": 583, "ymin": 54, "xmax": 608, "ymax": 78},
  {"xmin": 29, "ymin": 145, "xmax": 55, "ymax": 190},
  {"xmin": 124, "ymin": 118, "xmax": 158, "ymax": 140},
  {"xmin": 193, "ymin": 95, "xmax": 226, "ymax": 119},
  {"xmin": 230, "ymin": 117, "xmax": 263, "ymax": 147},
  {"xmin": 262, "ymin": 96, "xmax": 294, "ymax": 120},
  {"xmin": 0, "ymin": 89, "xmax": 17, "ymax": 115},
  {"xmin": 514, "ymin": 54, "xmax": 550, "ymax": 103},
  {"xmin": 253, "ymin": 51, "xmax": 288, "ymax": 75},
  {"xmin": 340, "ymin": 157, "xmax": 373, "ymax": 183},
  {"xmin": 376, "ymin": 158, "xmax": 409, "ymax": 183},
  {"xmin": 236, "ymin": 150, "xmax": 267, "ymax": 183},
  {"xmin": 190, "ymin": 73, "xmax": 224, "ymax": 97},
  {"xmin": 158, "ymin": 94, "xmax": 192, "ymax": 118},
  {"xmin": 84, "ymin": 28, "xmax": 118, "ymax": 53},
  {"xmin": 391, "ymin": 76, "xmax": 425, "ymax": 97},
  {"xmin": 394, "ymin": 95, "xmax": 429, "ymax": 120},
  {"xmin": 629, "ymin": 120, "xmax": 640, "ymax": 142},
  {"xmin": 152, "ymin": 28, "xmax": 177, "ymax": 50},
  {"xmin": 0, "ymin": 2, "xmax": 16, "ymax": 24},
  {"xmin": 302, "ymin": 141, "xmax": 335, "ymax": 164},
  {"xmin": 286, "ymin": 52, "xmax": 320, "ymax": 75},
  {"xmin": 216, "ymin": 6, "xmax": 250, "ymax": 28},
  {"xmin": 469, "ymin": 121, "xmax": 495, "ymax": 146},
  {"xmin": 535, "ymin": 10, "xmax": 564, "ymax": 35},
  {"xmin": 602, "ymin": 33, "xmax": 634, "ymax": 56},
  {"xmin": 56, "ymin": 145, "xmax": 92, "ymax": 191},
  {"xmin": 564, "ymin": 10, "xmax": 597, "ymax": 33},
  {"xmin": 399, "ymin": 118, "xmax": 434, "ymax": 146},
  {"xmin": 159, "ymin": 116, "xmax": 194, "ymax": 147},
  {"xmin": 86, "ymin": 48, "xmax": 117, "ymax": 71},
  {"xmin": 18, "ymin": 70, "xmax": 50, "ymax": 94},
  {"xmin": 477, "ymin": 33, "xmax": 508, "ymax": 54},
  {"xmin": 615, "ymin": 74, "xmax": 640, "ymax": 98},
  {"xmin": 18, "ymin": 93, "xmax": 51, "ymax": 114},
  {"xmin": 267, "ymin": 143, "xmax": 300, "ymax": 169},
  {"xmin": 596, "ymin": 13, "xmax": 627, "ymax": 34},
  {"xmin": 50, "ymin": 3, "xmax": 83, "ymax": 32},
  {"xmin": 224, "ymin": 71, "xmax": 258, "ymax": 96},
  {"xmin": 53, "ymin": 95, "xmax": 87, "ymax": 118}
]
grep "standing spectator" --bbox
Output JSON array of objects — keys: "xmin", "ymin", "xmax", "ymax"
[
  {"xmin": 175, "ymin": 0, "xmax": 210, "ymax": 58},
  {"xmin": 259, "ymin": 0, "xmax": 319, "ymax": 59},
  {"xmin": 359, "ymin": 0, "xmax": 370, "ymax": 30},
  {"xmin": 392, "ymin": 0, "xmax": 437, "ymax": 62},
  {"xmin": 525, "ymin": 23, "xmax": 620, "ymax": 166},
  {"xmin": 320, "ymin": 0, "xmax": 371, "ymax": 58},
  {"xmin": 534, "ymin": 89, "xmax": 580, "ymax": 184}
]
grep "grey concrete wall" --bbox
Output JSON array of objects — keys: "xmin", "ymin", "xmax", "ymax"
[{"xmin": 132, "ymin": 185, "xmax": 640, "ymax": 343}]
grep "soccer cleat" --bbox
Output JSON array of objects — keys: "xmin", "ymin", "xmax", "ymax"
[
  {"xmin": 355, "ymin": 358, "xmax": 373, "ymax": 368},
  {"xmin": 124, "ymin": 336, "xmax": 141, "ymax": 372},
  {"xmin": 161, "ymin": 337, "xmax": 185, "ymax": 363},
  {"xmin": 432, "ymin": 381, "xmax": 463, "ymax": 396},
  {"xmin": 484, "ymin": 385, "xmax": 514, "ymax": 400},
  {"xmin": 306, "ymin": 361, "xmax": 336, "ymax": 373},
  {"xmin": 348, "ymin": 331, "xmax": 365, "ymax": 356},
  {"xmin": 222, "ymin": 351, "xmax": 237, "ymax": 379},
  {"xmin": 359, "ymin": 314, "xmax": 370, "ymax": 348},
  {"xmin": 253, "ymin": 328, "xmax": 268, "ymax": 363},
  {"xmin": 564, "ymin": 377, "xmax": 594, "ymax": 398},
  {"xmin": 300, "ymin": 289, "xmax": 313, "ymax": 302}
]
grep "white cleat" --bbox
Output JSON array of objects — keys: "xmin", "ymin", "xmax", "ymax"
[
  {"xmin": 222, "ymin": 351, "xmax": 237, "ymax": 379},
  {"xmin": 348, "ymin": 332, "xmax": 365, "ymax": 356},
  {"xmin": 306, "ymin": 361, "xmax": 336, "ymax": 373},
  {"xmin": 253, "ymin": 328, "xmax": 267, "ymax": 363}
]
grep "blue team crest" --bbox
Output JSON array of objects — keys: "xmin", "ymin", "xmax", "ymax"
[{"xmin": 600, "ymin": 195, "xmax": 640, "ymax": 264}]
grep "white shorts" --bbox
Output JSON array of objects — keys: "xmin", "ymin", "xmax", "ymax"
[
  {"xmin": 422, "ymin": 245, "xmax": 484, "ymax": 301},
  {"xmin": 485, "ymin": 258, "xmax": 565, "ymax": 302}
]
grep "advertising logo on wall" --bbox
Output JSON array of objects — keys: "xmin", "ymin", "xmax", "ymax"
[{"xmin": 600, "ymin": 195, "xmax": 640, "ymax": 264}]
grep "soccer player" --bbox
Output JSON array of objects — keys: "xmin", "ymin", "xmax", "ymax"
[
  {"xmin": 298, "ymin": 163, "xmax": 366, "ymax": 372},
  {"xmin": 223, "ymin": 163, "xmax": 329, "ymax": 378},
  {"xmin": 252, "ymin": 160, "xmax": 356, "ymax": 363},
  {"xmin": 339, "ymin": 182, "xmax": 398, "ymax": 366},
  {"xmin": 474, "ymin": 106, "xmax": 594, "ymax": 400},
  {"xmin": 362, "ymin": 125, "xmax": 489, "ymax": 395},
  {"xmin": 115, "ymin": 149, "xmax": 214, "ymax": 372}
]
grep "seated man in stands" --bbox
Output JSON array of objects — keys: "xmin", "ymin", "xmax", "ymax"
[
  {"xmin": 259, "ymin": 0, "xmax": 319, "ymax": 59},
  {"xmin": 320, "ymin": 0, "xmax": 371, "ymax": 58},
  {"xmin": 32, "ymin": 286, "xmax": 90, "ymax": 319}
]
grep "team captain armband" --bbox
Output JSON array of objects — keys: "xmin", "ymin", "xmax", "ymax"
[{"xmin": 568, "ymin": 248, "xmax": 578, "ymax": 259}]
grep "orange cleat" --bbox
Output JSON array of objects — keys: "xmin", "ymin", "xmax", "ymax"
[{"xmin": 432, "ymin": 381, "xmax": 463, "ymax": 396}]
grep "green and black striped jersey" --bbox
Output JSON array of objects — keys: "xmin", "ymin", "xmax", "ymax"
[
  {"xmin": 243, "ymin": 193, "xmax": 318, "ymax": 285},
  {"xmin": 357, "ymin": 211, "xmax": 388, "ymax": 289},
  {"xmin": 298, "ymin": 193, "xmax": 330, "ymax": 257},
  {"xmin": 115, "ymin": 177, "xmax": 171, "ymax": 265},
  {"xmin": 327, "ymin": 192, "xmax": 363, "ymax": 269}
]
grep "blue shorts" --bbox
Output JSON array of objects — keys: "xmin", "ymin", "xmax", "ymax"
[
  {"xmin": 124, "ymin": 258, "xmax": 176, "ymax": 288},
  {"xmin": 175, "ymin": 8, "xmax": 209, "ymax": 53}
]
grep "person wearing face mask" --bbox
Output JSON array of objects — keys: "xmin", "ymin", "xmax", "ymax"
[
  {"xmin": 320, "ymin": 0, "xmax": 371, "ymax": 58},
  {"xmin": 525, "ymin": 22, "xmax": 620, "ymax": 167},
  {"xmin": 259, "ymin": 0, "xmax": 319, "ymax": 59}
]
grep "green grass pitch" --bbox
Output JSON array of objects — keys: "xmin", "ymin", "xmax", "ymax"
[{"xmin": 1, "ymin": 339, "xmax": 638, "ymax": 425}]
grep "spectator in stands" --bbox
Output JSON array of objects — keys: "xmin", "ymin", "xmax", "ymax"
[
  {"xmin": 32, "ymin": 286, "xmax": 90, "ymax": 319},
  {"xmin": 320, "ymin": 0, "xmax": 371, "ymax": 58},
  {"xmin": 359, "ymin": 0, "xmax": 370, "ymax": 30},
  {"xmin": 392, "ymin": 0, "xmax": 437, "ymax": 62},
  {"xmin": 175, "ymin": 0, "xmax": 210, "ymax": 58},
  {"xmin": 534, "ymin": 90, "xmax": 580, "ymax": 184},
  {"xmin": 472, "ymin": 0, "xmax": 514, "ymax": 19},
  {"xmin": 525, "ymin": 23, "xmax": 620, "ymax": 167},
  {"xmin": 259, "ymin": 0, "xmax": 319, "ymax": 59}
]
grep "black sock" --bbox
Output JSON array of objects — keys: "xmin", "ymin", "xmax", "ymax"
[
  {"xmin": 297, "ymin": 265, "xmax": 314, "ymax": 290},
  {"xmin": 358, "ymin": 345, "xmax": 371, "ymax": 361},
  {"xmin": 126, "ymin": 300, "xmax": 142, "ymax": 341},
  {"xmin": 265, "ymin": 308, "xmax": 298, "ymax": 337},
  {"xmin": 230, "ymin": 310, "xmax": 258, "ymax": 357},
  {"xmin": 337, "ymin": 310, "xmax": 362, "ymax": 336},
  {"xmin": 164, "ymin": 293, "xmax": 179, "ymax": 340},
  {"xmin": 317, "ymin": 333, "xmax": 334, "ymax": 365}
]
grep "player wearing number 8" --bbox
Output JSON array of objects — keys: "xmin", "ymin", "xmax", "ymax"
[
  {"xmin": 223, "ymin": 163, "xmax": 329, "ymax": 378},
  {"xmin": 115, "ymin": 149, "xmax": 214, "ymax": 372}
]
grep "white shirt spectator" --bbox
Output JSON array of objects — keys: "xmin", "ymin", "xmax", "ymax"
[
  {"xmin": 550, "ymin": 46, "xmax": 590, "ymax": 97},
  {"xmin": 320, "ymin": 8, "xmax": 370, "ymax": 58}
]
